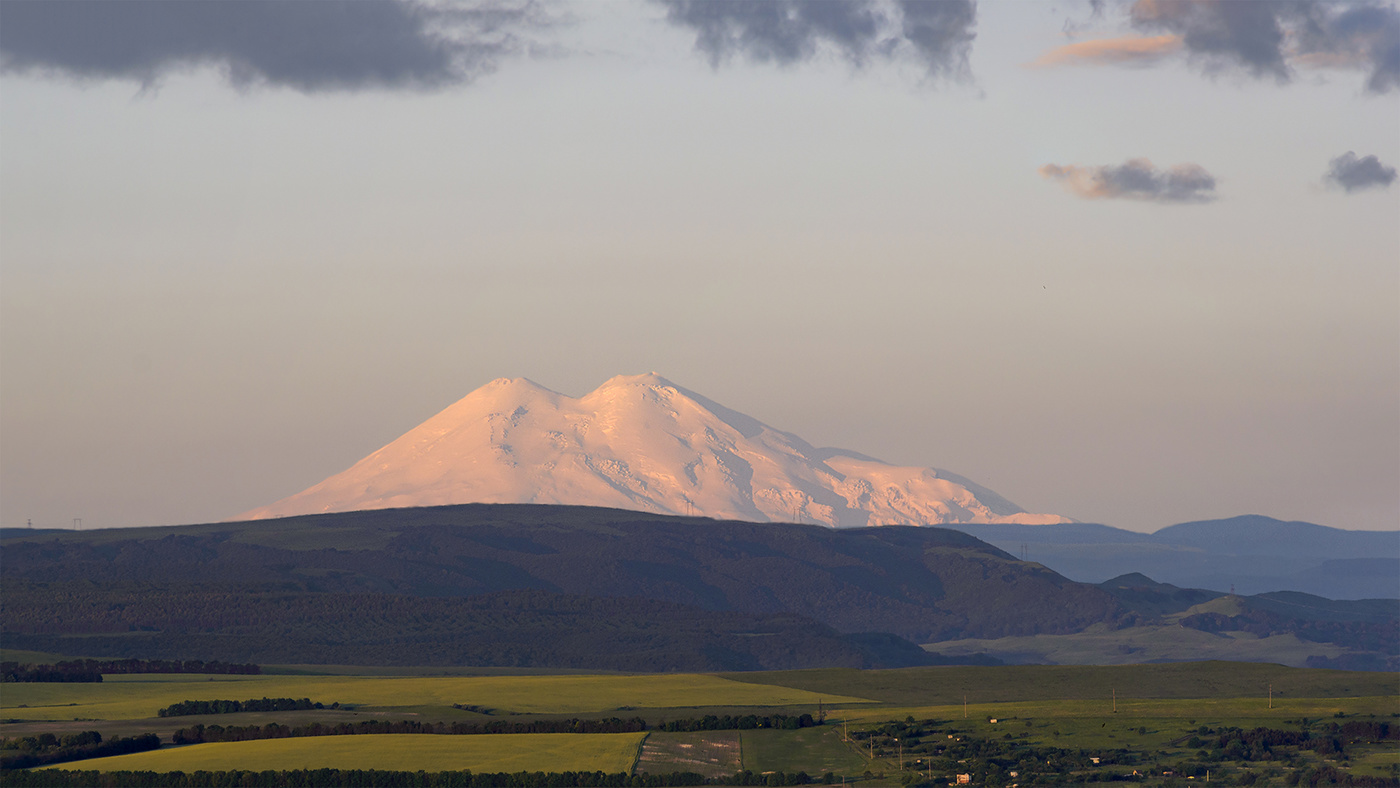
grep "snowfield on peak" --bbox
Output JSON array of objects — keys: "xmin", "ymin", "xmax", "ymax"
[{"xmin": 237, "ymin": 373, "xmax": 1070, "ymax": 527}]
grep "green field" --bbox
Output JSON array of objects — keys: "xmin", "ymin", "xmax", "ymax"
[
  {"xmin": 834, "ymin": 696, "xmax": 1400, "ymax": 726},
  {"xmin": 739, "ymin": 726, "xmax": 869, "ymax": 774},
  {"xmin": 4, "ymin": 661, "xmax": 1395, "ymax": 785},
  {"xmin": 38, "ymin": 732, "xmax": 645, "ymax": 773},
  {"xmin": 724, "ymin": 661, "xmax": 1400, "ymax": 706},
  {"xmin": 925, "ymin": 625, "xmax": 1348, "ymax": 667},
  {"xmin": 1, "ymin": 671, "xmax": 873, "ymax": 722}
]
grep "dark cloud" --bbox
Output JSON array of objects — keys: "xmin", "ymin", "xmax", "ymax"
[
  {"xmin": 1130, "ymin": 0, "xmax": 1293, "ymax": 81},
  {"xmin": 1040, "ymin": 158, "xmax": 1218, "ymax": 204},
  {"xmin": 1300, "ymin": 3, "xmax": 1400, "ymax": 94},
  {"xmin": 1325, "ymin": 151, "xmax": 1398, "ymax": 192},
  {"xmin": 1128, "ymin": 0, "xmax": 1400, "ymax": 93},
  {"xmin": 898, "ymin": 0, "xmax": 977, "ymax": 79},
  {"xmin": 657, "ymin": 0, "xmax": 977, "ymax": 79},
  {"xmin": 656, "ymin": 0, "xmax": 886, "ymax": 67},
  {"xmin": 0, "ymin": 0, "xmax": 557, "ymax": 92}
]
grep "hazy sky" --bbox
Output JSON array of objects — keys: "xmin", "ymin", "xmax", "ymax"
[{"xmin": 2, "ymin": 0, "xmax": 1397, "ymax": 533}]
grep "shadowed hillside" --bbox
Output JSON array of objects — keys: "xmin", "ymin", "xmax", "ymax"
[{"xmin": 2, "ymin": 505, "xmax": 1125, "ymax": 670}]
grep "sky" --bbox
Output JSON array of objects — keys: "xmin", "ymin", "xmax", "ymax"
[{"xmin": 1, "ymin": 0, "xmax": 1397, "ymax": 533}]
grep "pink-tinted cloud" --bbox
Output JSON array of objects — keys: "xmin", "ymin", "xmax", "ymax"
[
  {"xmin": 1034, "ymin": 1, "xmax": 1399, "ymax": 94},
  {"xmin": 1040, "ymin": 158, "xmax": 1217, "ymax": 204},
  {"xmin": 1029, "ymin": 34, "xmax": 1182, "ymax": 67},
  {"xmin": 1129, "ymin": 0, "xmax": 1399, "ymax": 93}
]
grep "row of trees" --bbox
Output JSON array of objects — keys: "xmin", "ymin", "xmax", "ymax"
[
  {"xmin": 168, "ymin": 714, "xmax": 821, "ymax": 745},
  {"xmin": 0, "ymin": 732, "xmax": 160, "ymax": 770},
  {"xmin": 0, "ymin": 658, "xmax": 259, "ymax": 682},
  {"xmin": 172, "ymin": 717, "xmax": 652, "ymax": 744},
  {"xmin": 158, "ymin": 698, "xmax": 324, "ymax": 717},
  {"xmin": 658, "ymin": 714, "xmax": 818, "ymax": 732},
  {"xmin": 1201, "ymin": 723, "xmax": 1398, "ymax": 761},
  {"xmin": 0, "ymin": 768, "xmax": 835, "ymax": 787}
]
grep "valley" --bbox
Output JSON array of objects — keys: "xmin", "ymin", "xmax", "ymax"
[
  {"xmin": 3, "ymin": 659, "xmax": 1396, "ymax": 784},
  {"xmin": 3, "ymin": 504, "xmax": 1395, "ymax": 782}
]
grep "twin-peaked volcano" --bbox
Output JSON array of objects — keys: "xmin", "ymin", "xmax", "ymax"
[{"xmin": 238, "ymin": 373, "xmax": 1069, "ymax": 526}]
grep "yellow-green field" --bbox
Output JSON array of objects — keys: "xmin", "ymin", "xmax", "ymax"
[
  {"xmin": 835, "ymin": 695, "xmax": 1400, "ymax": 726},
  {"xmin": 38, "ymin": 732, "xmax": 645, "ymax": 773},
  {"xmin": 2, "ymin": 672, "xmax": 873, "ymax": 722}
]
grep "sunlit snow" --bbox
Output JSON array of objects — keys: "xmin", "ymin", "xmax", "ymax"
[{"xmin": 237, "ymin": 373, "xmax": 1069, "ymax": 527}]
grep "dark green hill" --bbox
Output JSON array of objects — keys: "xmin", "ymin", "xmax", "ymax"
[
  {"xmin": 1097, "ymin": 573, "xmax": 1225, "ymax": 618},
  {"xmin": 1, "ymin": 504, "xmax": 1127, "ymax": 670},
  {"xmin": 0, "ymin": 585, "xmax": 953, "ymax": 671},
  {"xmin": 0, "ymin": 504, "xmax": 1128, "ymax": 645}
]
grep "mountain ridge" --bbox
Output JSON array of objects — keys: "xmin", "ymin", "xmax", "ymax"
[{"xmin": 952, "ymin": 515, "xmax": 1400, "ymax": 600}]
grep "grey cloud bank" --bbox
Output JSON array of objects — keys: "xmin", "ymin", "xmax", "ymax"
[
  {"xmin": 0, "ymin": 0, "xmax": 558, "ymax": 92},
  {"xmin": 1326, "ymin": 152, "xmax": 1398, "ymax": 192}
]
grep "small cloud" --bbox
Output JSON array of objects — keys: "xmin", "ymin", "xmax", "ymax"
[
  {"xmin": 1029, "ymin": 34, "xmax": 1182, "ymax": 68},
  {"xmin": 656, "ymin": 0, "xmax": 977, "ymax": 81},
  {"xmin": 0, "ymin": 0, "xmax": 561, "ymax": 93},
  {"xmin": 1325, "ymin": 152, "xmax": 1398, "ymax": 192},
  {"xmin": 1040, "ymin": 158, "xmax": 1218, "ymax": 204}
]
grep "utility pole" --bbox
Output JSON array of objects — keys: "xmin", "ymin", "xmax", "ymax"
[
  {"xmin": 964, "ymin": 695, "xmax": 968, "ymax": 719},
  {"xmin": 1268, "ymin": 684, "xmax": 1272, "ymax": 709},
  {"xmin": 1113, "ymin": 688, "xmax": 1117, "ymax": 713}
]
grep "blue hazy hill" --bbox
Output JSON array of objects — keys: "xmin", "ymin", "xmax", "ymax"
[{"xmin": 953, "ymin": 515, "xmax": 1399, "ymax": 600}]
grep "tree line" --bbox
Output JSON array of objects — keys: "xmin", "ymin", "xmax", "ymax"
[
  {"xmin": 0, "ymin": 767, "xmax": 837, "ymax": 787},
  {"xmin": 657, "ymin": 714, "xmax": 817, "ymax": 732},
  {"xmin": 1, "ymin": 658, "xmax": 259, "ymax": 682},
  {"xmin": 171, "ymin": 717, "xmax": 652, "ymax": 744},
  {"xmin": 158, "ymin": 697, "xmax": 324, "ymax": 717},
  {"xmin": 0, "ymin": 732, "xmax": 160, "ymax": 770},
  {"xmin": 1204, "ymin": 722, "xmax": 1399, "ymax": 761},
  {"xmin": 167, "ymin": 714, "xmax": 819, "ymax": 745}
]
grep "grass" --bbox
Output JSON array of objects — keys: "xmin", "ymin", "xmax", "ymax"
[
  {"xmin": 0, "ymin": 649, "xmax": 71, "ymax": 664},
  {"xmin": 6, "ymin": 661, "xmax": 1395, "ymax": 782},
  {"xmin": 739, "ymin": 726, "xmax": 869, "ymax": 774},
  {"xmin": 833, "ymin": 696, "xmax": 1400, "ymax": 727},
  {"xmin": 724, "ymin": 661, "xmax": 1400, "ymax": 706},
  {"xmin": 226, "ymin": 524, "xmax": 398, "ymax": 552},
  {"xmin": 1, "ymin": 672, "xmax": 873, "ymax": 722},
  {"xmin": 1348, "ymin": 745, "xmax": 1400, "ymax": 779},
  {"xmin": 923, "ymin": 625, "xmax": 1347, "ymax": 667},
  {"xmin": 636, "ymin": 731, "xmax": 741, "ymax": 778},
  {"xmin": 38, "ymin": 732, "xmax": 646, "ymax": 773}
]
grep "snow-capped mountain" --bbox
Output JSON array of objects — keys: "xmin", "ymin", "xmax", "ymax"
[{"xmin": 238, "ymin": 373, "xmax": 1069, "ymax": 527}]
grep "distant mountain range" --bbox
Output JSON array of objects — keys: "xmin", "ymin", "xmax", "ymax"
[
  {"xmin": 230, "ymin": 374, "xmax": 1395, "ymax": 602},
  {"xmin": 238, "ymin": 374, "xmax": 1067, "ymax": 527},
  {"xmin": 953, "ymin": 515, "xmax": 1399, "ymax": 600}
]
